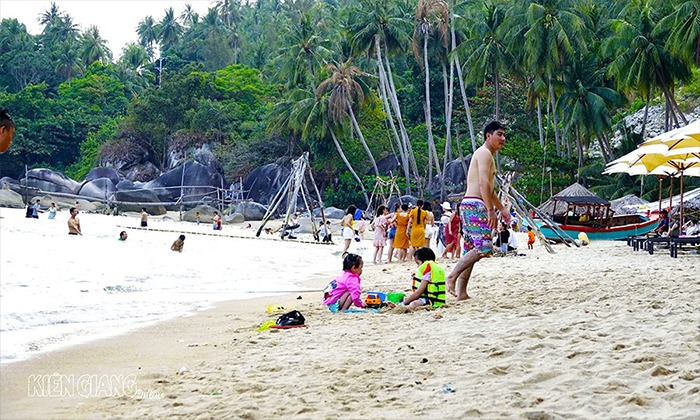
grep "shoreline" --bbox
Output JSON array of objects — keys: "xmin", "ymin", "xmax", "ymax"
[{"xmin": 1, "ymin": 218, "xmax": 699, "ymax": 418}]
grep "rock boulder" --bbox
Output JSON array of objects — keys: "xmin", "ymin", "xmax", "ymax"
[
  {"xmin": 85, "ymin": 167, "xmax": 121, "ymax": 185},
  {"xmin": 23, "ymin": 168, "xmax": 81, "ymax": 194},
  {"xmin": 234, "ymin": 201, "xmax": 268, "ymax": 221},
  {"xmin": 114, "ymin": 189, "xmax": 166, "ymax": 215},
  {"xmin": 243, "ymin": 163, "xmax": 290, "ymax": 205},
  {"xmin": 79, "ymin": 178, "xmax": 116, "ymax": 200},
  {"xmin": 0, "ymin": 189, "xmax": 24, "ymax": 208},
  {"xmin": 312, "ymin": 206, "xmax": 346, "ymax": 219}
]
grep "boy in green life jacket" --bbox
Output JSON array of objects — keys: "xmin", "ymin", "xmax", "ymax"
[{"xmin": 403, "ymin": 247, "xmax": 446, "ymax": 310}]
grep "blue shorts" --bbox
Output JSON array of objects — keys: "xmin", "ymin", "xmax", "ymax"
[
  {"xmin": 387, "ymin": 226, "xmax": 396, "ymax": 239},
  {"xmin": 327, "ymin": 302, "xmax": 340, "ymax": 313}
]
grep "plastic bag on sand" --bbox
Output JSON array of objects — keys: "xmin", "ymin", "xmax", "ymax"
[{"xmin": 276, "ymin": 310, "xmax": 305, "ymax": 326}]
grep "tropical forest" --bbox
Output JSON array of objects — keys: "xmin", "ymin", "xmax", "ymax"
[{"xmin": 1, "ymin": 0, "xmax": 699, "ymax": 208}]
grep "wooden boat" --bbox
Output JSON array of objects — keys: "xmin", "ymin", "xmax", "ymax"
[{"xmin": 536, "ymin": 195, "xmax": 657, "ymax": 241}]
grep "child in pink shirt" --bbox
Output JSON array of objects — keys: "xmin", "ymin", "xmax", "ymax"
[{"xmin": 322, "ymin": 254, "xmax": 365, "ymax": 312}]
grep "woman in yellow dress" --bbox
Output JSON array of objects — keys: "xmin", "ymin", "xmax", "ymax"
[
  {"xmin": 392, "ymin": 203, "xmax": 410, "ymax": 261},
  {"xmin": 408, "ymin": 200, "xmax": 426, "ymax": 259}
]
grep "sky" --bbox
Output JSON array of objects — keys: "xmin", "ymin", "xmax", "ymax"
[{"xmin": 0, "ymin": 0, "xmax": 217, "ymax": 58}]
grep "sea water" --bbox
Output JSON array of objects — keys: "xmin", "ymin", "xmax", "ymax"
[{"xmin": 0, "ymin": 208, "xmax": 348, "ymax": 363}]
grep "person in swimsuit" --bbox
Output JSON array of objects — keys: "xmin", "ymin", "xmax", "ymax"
[{"xmin": 446, "ymin": 121, "xmax": 511, "ymax": 300}]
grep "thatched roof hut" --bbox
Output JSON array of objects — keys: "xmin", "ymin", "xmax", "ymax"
[
  {"xmin": 610, "ymin": 194, "xmax": 649, "ymax": 215},
  {"xmin": 538, "ymin": 183, "xmax": 601, "ymax": 216}
]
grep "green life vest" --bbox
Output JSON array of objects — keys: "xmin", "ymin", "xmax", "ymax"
[{"xmin": 412, "ymin": 261, "xmax": 446, "ymax": 308}]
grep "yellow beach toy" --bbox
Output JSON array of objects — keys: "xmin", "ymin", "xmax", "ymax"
[{"xmin": 266, "ymin": 305, "xmax": 286, "ymax": 313}]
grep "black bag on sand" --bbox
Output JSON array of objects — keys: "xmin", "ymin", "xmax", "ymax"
[{"xmin": 276, "ymin": 310, "xmax": 305, "ymax": 326}]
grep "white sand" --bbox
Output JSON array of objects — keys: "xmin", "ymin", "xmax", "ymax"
[{"xmin": 1, "ymin": 209, "xmax": 699, "ymax": 419}]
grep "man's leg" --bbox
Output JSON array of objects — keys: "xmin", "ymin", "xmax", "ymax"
[{"xmin": 446, "ymin": 248, "xmax": 480, "ymax": 298}]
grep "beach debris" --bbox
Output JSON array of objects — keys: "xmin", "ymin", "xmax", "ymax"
[
  {"xmin": 256, "ymin": 320, "xmax": 277, "ymax": 332},
  {"xmin": 297, "ymin": 295, "xmax": 302, "ymax": 300},
  {"xmin": 442, "ymin": 385, "xmax": 456, "ymax": 393},
  {"xmin": 187, "ymin": 342, "xmax": 207, "ymax": 347},
  {"xmin": 177, "ymin": 366, "xmax": 188, "ymax": 375},
  {"xmin": 420, "ymin": 358, "xmax": 428, "ymax": 363},
  {"xmin": 266, "ymin": 304, "xmax": 286, "ymax": 313},
  {"xmin": 433, "ymin": 313, "xmax": 443, "ymax": 319}
]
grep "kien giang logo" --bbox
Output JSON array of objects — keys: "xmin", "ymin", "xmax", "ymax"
[{"xmin": 27, "ymin": 373, "xmax": 161, "ymax": 399}]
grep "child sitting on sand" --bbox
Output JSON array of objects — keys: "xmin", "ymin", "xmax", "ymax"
[
  {"xmin": 403, "ymin": 247, "xmax": 446, "ymax": 310},
  {"xmin": 322, "ymin": 253, "xmax": 365, "ymax": 312},
  {"xmin": 171, "ymin": 234, "xmax": 186, "ymax": 252}
]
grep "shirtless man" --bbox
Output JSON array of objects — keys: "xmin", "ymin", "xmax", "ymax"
[
  {"xmin": 445, "ymin": 121, "xmax": 511, "ymax": 300},
  {"xmin": 68, "ymin": 207, "xmax": 82, "ymax": 235}
]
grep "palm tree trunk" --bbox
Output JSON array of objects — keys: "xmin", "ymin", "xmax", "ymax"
[
  {"xmin": 575, "ymin": 128, "xmax": 584, "ymax": 168},
  {"xmin": 656, "ymin": 69, "xmax": 688, "ymax": 125},
  {"xmin": 537, "ymin": 97, "xmax": 545, "ymax": 148},
  {"xmin": 383, "ymin": 44, "xmax": 421, "ymax": 191},
  {"xmin": 347, "ymin": 104, "xmax": 380, "ymax": 176},
  {"xmin": 493, "ymin": 67, "xmax": 500, "ymax": 121},
  {"xmin": 548, "ymin": 74, "xmax": 561, "ymax": 156},
  {"xmin": 450, "ymin": 13, "xmax": 477, "ymax": 153},
  {"xmin": 641, "ymin": 94, "xmax": 650, "ymax": 140},
  {"xmin": 329, "ymin": 125, "xmax": 370, "ymax": 207},
  {"xmin": 442, "ymin": 59, "xmax": 454, "ymax": 201},
  {"xmin": 376, "ymin": 36, "xmax": 411, "ymax": 193},
  {"xmin": 423, "ymin": 35, "xmax": 442, "ymax": 178}
]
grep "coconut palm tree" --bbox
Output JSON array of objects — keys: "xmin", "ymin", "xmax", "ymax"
[
  {"xmin": 55, "ymin": 39, "xmax": 82, "ymax": 83},
  {"xmin": 506, "ymin": 0, "xmax": 587, "ymax": 156},
  {"xmin": 413, "ymin": 0, "xmax": 449, "ymax": 180},
  {"xmin": 350, "ymin": 0, "xmax": 416, "ymax": 192},
  {"xmin": 274, "ymin": 10, "xmax": 330, "ymax": 90},
  {"xmin": 157, "ymin": 8, "xmax": 183, "ymax": 53},
  {"xmin": 455, "ymin": 0, "xmax": 511, "ymax": 121},
  {"xmin": 137, "ymin": 16, "xmax": 158, "ymax": 58},
  {"xmin": 605, "ymin": 0, "xmax": 691, "ymax": 128},
  {"xmin": 558, "ymin": 55, "xmax": 621, "ymax": 166},
  {"xmin": 655, "ymin": 1, "xmax": 700, "ymax": 68},
  {"xmin": 316, "ymin": 61, "xmax": 380, "ymax": 176},
  {"xmin": 180, "ymin": 4, "xmax": 199, "ymax": 27},
  {"xmin": 294, "ymin": 89, "xmax": 370, "ymax": 207},
  {"xmin": 79, "ymin": 25, "xmax": 112, "ymax": 66}
]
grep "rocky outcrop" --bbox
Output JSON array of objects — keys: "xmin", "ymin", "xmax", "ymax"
[
  {"xmin": 79, "ymin": 178, "xmax": 116, "ymax": 200},
  {"xmin": 0, "ymin": 177, "xmax": 19, "ymax": 192},
  {"xmin": 23, "ymin": 168, "xmax": 81, "ymax": 194},
  {"xmin": 123, "ymin": 162, "xmax": 159, "ymax": 183},
  {"xmin": 85, "ymin": 167, "xmax": 121, "ymax": 185},
  {"xmin": 182, "ymin": 204, "xmax": 220, "ymax": 223},
  {"xmin": 427, "ymin": 156, "xmax": 472, "ymax": 196},
  {"xmin": 144, "ymin": 161, "xmax": 224, "ymax": 208},
  {"xmin": 234, "ymin": 201, "xmax": 268, "ymax": 221},
  {"xmin": 371, "ymin": 154, "xmax": 401, "ymax": 176},
  {"xmin": 243, "ymin": 163, "xmax": 290, "ymax": 205},
  {"xmin": 312, "ymin": 206, "xmax": 346, "ymax": 219},
  {"xmin": 387, "ymin": 195, "xmax": 419, "ymax": 211},
  {"xmin": 225, "ymin": 212, "xmax": 245, "ymax": 223},
  {"xmin": 621, "ymin": 105, "xmax": 700, "ymax": 141},
  {"xmin": 114, "ymin": 189, "xmax": 166, "ymax": 215},
  {"xmin": 0, "ymin": 189, "xmax": 24, "ymax": 208}
]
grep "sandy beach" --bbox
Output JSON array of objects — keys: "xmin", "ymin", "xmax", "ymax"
[{"xmin": 1, "ymin": 210, "xmax": 699, "ymax": 419}]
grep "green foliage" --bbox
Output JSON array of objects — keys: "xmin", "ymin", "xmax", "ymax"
[{"xmin": 63, "ymin": 118, "xmax": 120, "ymax": 180}]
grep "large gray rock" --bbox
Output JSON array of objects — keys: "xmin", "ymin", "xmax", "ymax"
[
  {"xmin": 23, "ymin": 168, "xmax": 81, "ymax": 194},
  {"xmin": 115, "ymin": 179, "xmax": 136, "ymax": 191},
  {"xmin": 225, "ymin": 212, "xmax": 245, "ymax": 223},
  {"xmin": 370, "ymin": 154, "xmax": 401, "ymax": 176},
  {"xmin": 0, "ymin": 189, "xmax": 24, "ymax": 208},
  {"xmin": 243, "ymin": 163, "xmax": 290, "ymax": 205},
  {"xmin": 79, "ymin": 178, "xmax": 116, "ymax": 200},
  {"xmin": 0, "ymin": 177, "xmax": 19, "ymax": 192},
  {"xmin": 234, "ymin": 201, "xmax": 268, "ymax": 221},
  {"xmin": 182, "ymin": 204, "xmax": 219, "ymax": 223},
  {"xmin": 312, "ymin": 206, "xmax": 346, "ymax": 219},
  {"xmin": 85, "ymin": 167, "xmax": 121, "ymax": 185},
  {"xmin": 427, "ymin": 156, "xmax": 472, "ymax": 195},
  {"xmin": 114, "ymin": 189, "xmax": 166, "ymax": 215},
  {"xmin": 123, "ymin": 162, "xmax": 159, "ymax": 182},
  {"xmin": 387, "ymin": 195, "xmax": 419, "ymax": 211},
  {"xmin": 144, "ymin": 161, "xmax": 223, "ymax": 208}
]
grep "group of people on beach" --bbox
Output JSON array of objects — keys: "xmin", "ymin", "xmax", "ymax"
[{"xmin": 325, "ymin": 121, "xmax": 514, "ymax": 310}]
